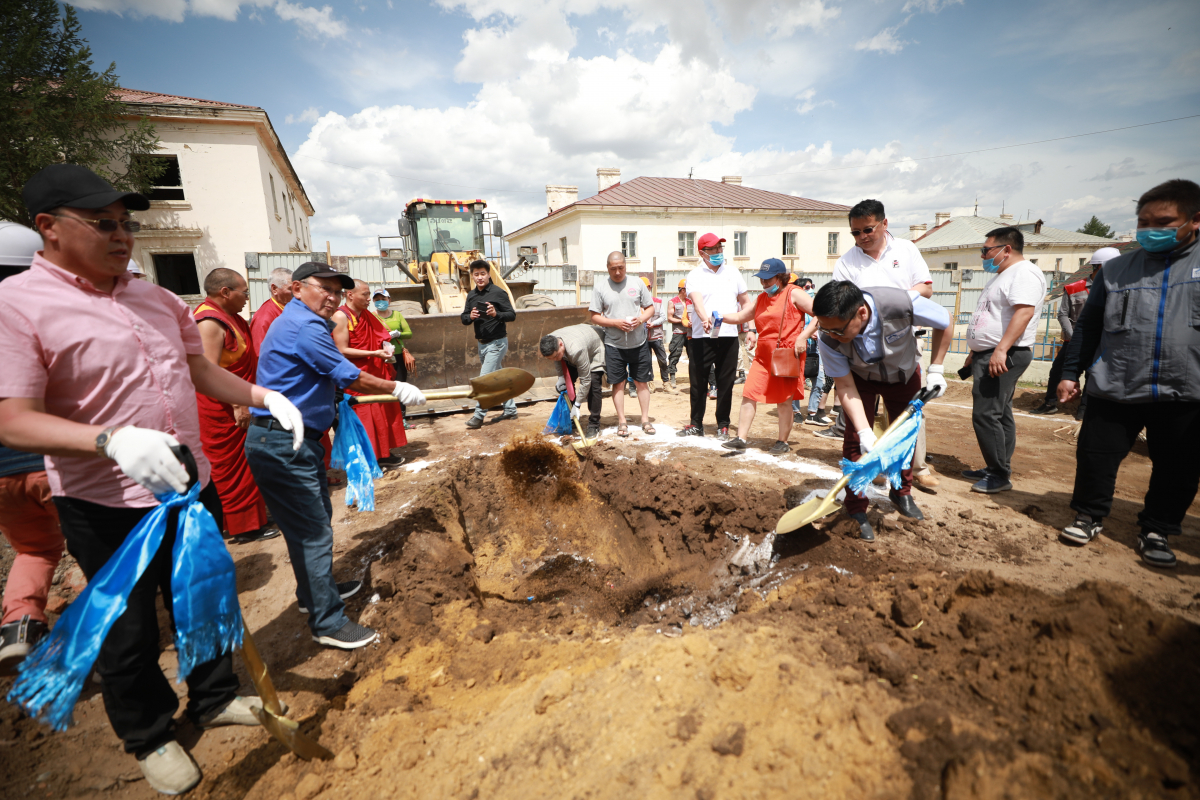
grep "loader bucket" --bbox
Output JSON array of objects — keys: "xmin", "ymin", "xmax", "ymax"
[{"xmin": 405, "ymin": 307, "xmax": 591, "ymax": 414}]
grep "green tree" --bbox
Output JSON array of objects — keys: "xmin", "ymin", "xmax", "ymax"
[
  {"xmin": 1077, "ymin": 215, "xmax": 1114, "ymax": 238},
  {"xmin": 1, "ymin": 1, "xmax": 163, "ymax": 227}
]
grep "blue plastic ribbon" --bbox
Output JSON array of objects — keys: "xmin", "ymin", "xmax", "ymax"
[
  {"xmin": 8, "ymin": 482, "xmax": 242, "ymax": 731},
  {"xmin": 841, "ymin": 399, "xmax": 925, "ymax": 498},
  {"xmin": 330, "ymin": 396, "xmax": 382, "ymax": 512}
]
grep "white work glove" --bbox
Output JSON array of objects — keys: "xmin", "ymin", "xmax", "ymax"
[
  {"xmin": 555, "ymin": 377, "xmax": 567, "ymax": 395},
  {"xmin": 263, "ymin": 391, "xmax": 305, "ymax": 451},
  {"xmin": 925, "ymin": 364, "xmax": 947, "ymax": 400},
  {"xmin": 856, "ymin": 428, "xmax": 877, "ymax": 455},
  {"xmin": 389, "ymin": 329, "xmax": 402, "ymax": 338},
  {"xmin": 570, "ymin": 403, "xmax": 581, "ymax": 421},
  {"xmin": 392, "ymin": 381, "xmax": 426, "ymax": 406},
  {"xmin": 105, "ymin": 426, "xmax": 189, "ymax": 496}
]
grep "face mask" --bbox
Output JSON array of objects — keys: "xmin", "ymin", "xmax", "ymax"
[
  {"xmin": 981, "ymin": 258, "xmax": 999, "ymax": 273},
  {"xmin": 764, "ymin": 283, "xmax": 781, "ymax": 296},
  {"xmin": 373, "ymin": 299, "xmax": 389, "ymax": 310},
  {"xmin": 707, "ymin": 253, "xmax": 724, "ymax": 267},
  {"xmin": 1136, "ymin": 227, "xmax": 1181, "ymax": 253},
  {"xmin": 806, "ymin": 288, "xmax": 815, "ymax": 297}
]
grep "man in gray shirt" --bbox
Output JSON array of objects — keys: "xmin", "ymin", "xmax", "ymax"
[{"xmin": 589, "ymin": 251, "xmax": 655, "ymax": 437}]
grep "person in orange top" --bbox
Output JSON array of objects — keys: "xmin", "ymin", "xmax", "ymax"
[
  {"xmin": 720, "ymin": 259, "xmax": 815, "ymax": 454},
  {"xmin": 332, "ymin": 279, "xmax": 407, "ymax": 465},
  {"xmin": 249, "ymin": 267, "xmax": 293, "ymax": 352},
  {"xmin": 194, "ymin": 268, "xmax": 276, "ymax": 544}
]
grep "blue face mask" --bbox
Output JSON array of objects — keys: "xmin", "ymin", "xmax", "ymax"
[
  {"xmin": 764, "ymin": 283, "xmax": 781, "ymax": 296},
  {"xmin": 981, "ymin": 258, "xmax": 999, "ymax": 273},
  {"xmin": 707, "ymin": 253, "xmax": 724, "ymax": 267},
  {"xmin": 1136, "ymin": 227, "xmax": 1180, "ymax": 253},
  {"xmin": 373, "ymin": 299, "xmax": 389, "ymax": 310}
]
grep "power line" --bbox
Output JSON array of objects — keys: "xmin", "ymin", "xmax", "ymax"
[{"xmin": 742, "ymin": 114, "xmax": 1200, "ymax": 178}]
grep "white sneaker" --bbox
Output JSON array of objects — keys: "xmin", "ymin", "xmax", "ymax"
[
  {"xmin": 197, "ymin": 695, "xmax": 282, "ymax": 728},
  {"xmin": 138, "ymin": 741, "xmax": 201, "ymax": 795}
]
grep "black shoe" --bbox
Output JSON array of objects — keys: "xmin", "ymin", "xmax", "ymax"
[
  {"xmin": 0, "ymin": 615, "xmax": 49, "ymax": 675},
  {"xmin": 299, "ymin": 580, "xmax": 363, "ymax": 614},
  {"xmin": 971, "ymin": 475, "xmax": 1013, "ymax": 493},
  {"xmin": 814, "ymin": 428, "xmax": 842, "ymax": 441},
  {"xmin": 1029, "ymin": 403, "xmax": 1058, "ymax": 415},
  {"xmin": 229, "ymin": 526, "xmax": 282, "ymax": 545},
  {"xmin": 961, "ymin": 468, "xmax": 989, "ymax": 480},
  {"xmin": 313, "ymin": 620, "xmax": 378, "ymax": 650},
  {"xmin": 1074, "ymin": 406, "xmax": 1086, "ymax": 422},
  {"xmin": 465, "ymin": 416, "xmax": 484, "ymax": 429},
  {"xmin": 677, "ymin": 425, "xmax": 704, "ymax": 437},
  {"xmin": 1060, "ymin": 515, "xmax": 1102, "ymax": 546},
  {"xmin": 1137, "ymin": 531, "xmax": 1177, "ymax": 568},
  {"xmin": 585, "ymin": 424, "xmax": 600, "ymax": 439},
  {"xmin": 716, "ymin": 427, "xmax": 732, "ymax": 441},
  {"xmin": 378, "ymin": 455, "xmax": 407, "ymax": 470},
  {"xmin": 849, "ymin": 512, "xmax": 875, "ymax": 542},
  {"xmin": 722, "ymin": 437, "xmax": 746, "ymax": 451},
  {"xmin": 499, "ymin": 410, "xmax": 518, "ymax": 421},
  {"xmin": 768, "ymin": 441, "xmax": 791, "ymax": 455},
  {"xmin": 805, "ymin": 411, "xmax": 833, "ymax": 426},
  {"xmin": 889, "ymin": 492, "xmax": 925, "ymax": 520}
]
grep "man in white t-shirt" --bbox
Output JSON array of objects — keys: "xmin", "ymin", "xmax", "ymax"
[
  {"xmin": 680, "ymin": 233, "xmax": 750, "ymax": 439},
  {"xmin": 962, "ymin": 226, "xmax": 1046, "ymax": 494}
]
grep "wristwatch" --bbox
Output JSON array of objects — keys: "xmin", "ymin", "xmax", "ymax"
[{"xmin": 95, "ymin": 426, "xmax": 120, "ymax": 458}]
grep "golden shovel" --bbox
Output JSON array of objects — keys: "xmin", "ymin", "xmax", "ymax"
[
  {"xmin": 776, "ymin": 388, "xmax": 934, "ymax": 534},
  {"xmin": 348, "ymin": 367, "xmax": 535, "ymax": 410},
  {"xmin": 571, "ymin": 415, "xmax": 596, "ymax": 452},
  {"xmin": 238, "ymin": 620, "xmax": 333, "ymax": 760}
]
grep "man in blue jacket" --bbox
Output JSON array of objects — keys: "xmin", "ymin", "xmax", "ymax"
[{"xmin": 1057, "ymin": 179, "xmax": 1200, "ymax": 568}]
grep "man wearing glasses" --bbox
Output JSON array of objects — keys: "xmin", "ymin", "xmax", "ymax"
[{"xmin": 680, "ymin": 233, "xmax": 751, "ymax": 438}]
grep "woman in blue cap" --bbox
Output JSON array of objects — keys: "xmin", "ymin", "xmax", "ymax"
[{"xmin": 719, "ymin": 258, "xmax": 815, "ymax": 454}]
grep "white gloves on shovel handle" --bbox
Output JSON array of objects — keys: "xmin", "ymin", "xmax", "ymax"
[
  {"xmin": 570, "ymin": 403, "xmax": 581, "ymax": 421},
  {"xmin": 105, "ymin": 426, "xmax": 189, "ymax": 496},
  {"xmin": 856, "ymin": 427, "xmax": 877, "ymax": 455},
  {"xmin": 392, "ymin": 381, "xmax": 426, "ymax": 407},
  {"xmin": 924, "ymin": 365, "xmax": 947, "ymax": 400}
]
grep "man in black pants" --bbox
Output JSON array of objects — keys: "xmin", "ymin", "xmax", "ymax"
[
  {"xmin": 678, "ymin": 233, "xmax": 751, "ymax": 439},
  {"xmin": 1057, "ymin": 179, "xmax": 1200, "ymax": 568}
]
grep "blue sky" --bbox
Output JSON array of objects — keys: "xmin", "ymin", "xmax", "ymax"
[{"xmin": 71, "ymin": 0, "xmax": 1200, "ymax": 256}]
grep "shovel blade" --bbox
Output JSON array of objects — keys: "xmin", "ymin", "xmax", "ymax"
[
  {"xmin": 251, "ymin": 706, "xmax": 334, "ymax": 761},
  {"xmin": 776, "ymin": 494, "xmax": 843, "ymax": 534},
  {"xmin": 469, "ymin": 367, "xmax": 535, "ymax": 400}
]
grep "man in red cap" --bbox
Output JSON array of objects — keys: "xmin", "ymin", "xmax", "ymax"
[{"xmin": 679, "ymin": 233, "xmax": 750, "ymax": 438}]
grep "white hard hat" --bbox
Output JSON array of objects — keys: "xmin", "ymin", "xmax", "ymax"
[
  {"xmin": 127, "ymin": 259, "xmax": 145, "ymax": 275},
  {"xmin": 0, "ymin": 221, "xmax": 43, "ymax": 267},
  {"xmin": 1090, "ymin": 247, "xmax": 1120, "ymax": 266}
]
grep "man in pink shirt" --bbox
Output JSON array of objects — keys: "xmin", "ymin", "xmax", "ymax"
[{"xmin": 0, "ymin": 165, "xmax": 305, "ymax": 795}]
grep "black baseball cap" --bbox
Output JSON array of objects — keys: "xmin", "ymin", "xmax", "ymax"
[
  {"xmin": 293, "ymin": 261, "xmax": 354, "ymax": 290},
  {"xmin": 23, "ymin": 164, "xmax": 151, "ymax": 218}
]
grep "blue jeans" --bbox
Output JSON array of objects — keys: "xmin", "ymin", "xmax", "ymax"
[
  {"xmin": 244, "ymin": 428, "xmax": 348, "ymax": 637},
  {"xmin": 473, "ymin": 337, "xmax": 517, "ymax": 419}
]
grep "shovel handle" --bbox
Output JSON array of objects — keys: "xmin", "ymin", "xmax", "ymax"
[
  {"xmin": 348, "ymin": 387, "xmax": 475, "ymax": 406},
  {"xmin": 238, "ymin": 620, "xmax": 284, "ymax": 716}
]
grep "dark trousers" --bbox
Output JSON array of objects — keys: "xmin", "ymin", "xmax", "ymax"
[
  {"xmin": 668, "ymin": 333, "xmax": 688, "ymax": 378},
  {"xmin": 1045, "ymin": 345, "xmax": 1089, "ymax": 413},
  {"xmin": 245, "ymin": 429, "xmax": 348, "ymax": 637},
  {"xmin": 566, "ymin": 363, "xmax": 604, "ymax": 427},
  {"xmin": 970, "ymin": 348, "xmax": 1033, "ymax": 479},
  {"xmin": 689, "ymin": 337, "xmax": 738, "ymax": 429},
  {"xmin": 647, "ymin": 337, "xmax": 669, "ymax": 382},
  {"xmin": 842, "ymin": 371, "xmax": 921, "ymax": 515},
  {"xmin": 1071, "ymin": 396, "xmax": 1200, "ymax": 536},
  {"xmin": 53, "ymin": 483, "xmax": 239, "ymax": 758}
]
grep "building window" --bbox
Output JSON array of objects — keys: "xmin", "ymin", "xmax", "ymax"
[
  {"xmin": 621, "ymin": 231, "xmax": 637, "ymax": 259},
  {"xmin": 270, "ymin": 175, "xmax": 278, "ymax": 215},
  {"xmin": 1030, "ymin": 258, "xmax": 1038, "ymax": 265},
  {"xmin": 732, "ymin": 231, "xmax": 747, "ymax": 257},
  {"xmin": 560, "ymin": 237, "xmax": 568, "ymax": 264},
  {"xmin": 541, "ymin": 242, "xmax": 548, "ymax": 264},
  {"xmin": 944, "ymin": 262, "xmax": 958, "ymax": 270},
  {"xmin": 782, "ymin": 232, "xmax": 796, "ymax": 256},
  {"xmin": 678, "ymin": 231, "xmax": 696, "ymax": 257},
  {"xmin": 1079, "ymin": 257, "xmax": 1087, "ymax": 267},
  {"xmin": 827, "ymin": 232, "xmax": 839, "ymax": 255},
  {"xmin": 153, "ymin": 253, "xmax": 200, "ymax": 296},
  {"xmin": 139, "ymin": 155, "xmax": 185, "ymax": 201}
]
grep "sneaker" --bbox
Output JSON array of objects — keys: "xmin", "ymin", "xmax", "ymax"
[
  {"xmin": 1137, "ymin": 531, "xmax": 1177, "ymax": 568},
  {"xmin": 1060, "ymin": 515, "xmax": 1102, "ymax": 546},
  {"xmin": 677, "ymin": 425, "xmax": 703, "ymax": 437},
  {"xmin": 768, "ymin": 441, "xmax": 791, "ymax": 455},
  {"xmin": 733, "ymin": 371, "xmax": 746, "ymax": 385},
  {"xmin": 913, "ymin": 471, "xmax": 940, "ymax": 490},
  {"xmin": 138, "ymin": 741, "xmax": 201, "ymax": 796},
  {"xmin": 707, "ymin": 388, "xmax": 718, "ymax": 400},
  {"xmin": 721, "ymin": 437, "xmax": 746, "ymax": 451},
  {"xmin": 228, "ymin": 526, "xmax": 282, "ymax": 545},
  {"xmin": 849, "ymin": 512, "xmax": 875, "ymax": 542},
  {"xmin": 0, "ymin": 616, "xmax": 49, "ymax": 676},
  {"xmin": 403, "ymin": 421, "xmax": 416, "ymax": 430},
  {"xmin": 465, "ymin": 416, "xmax": 484, "ymax": 430},
  {"xmin": 378, "ymin": 455, "xmax": 407, "ymax": 471},
  {"xmin": 971, "ymin": 475, "xmax": 1013, "ymax": 494},
  {"xmin": 961, "ymin": 468, "xmax": 990, "ymax": 481},
  {"xmin": 1029, "ymin": 403, "xmax": 1058, "ymax": 416},
  {"xmin": 196, "ymin": 695, "xmax": 280, "ymax": 729},
  {"xmin": 585, "ymin": 424, "xmax": 601, "ymax": 439},
  {"xmin": 814, "ymin": 428, "xmax": 842, "ymax": 441},
  {"xmin": 716, "ymin": 426, "xmax": 732, "ymax": 441},
  {"xmin": 669, "ymin": 376, "xmax": 677, "ymax": 390},
  {"xmin": 499, "ymin": 409, "xmax": 519, "ymax": 421},
  {"xmin": 298, "ymin": 580, "xmax": 363, "ymax": 614},
  {"xmin": 313, "ymin": 620, "xmax": 379, "ymax": 650},
  {"xmin": 805, "ymin": 411, "xmax": 833, "ymax": 426}
]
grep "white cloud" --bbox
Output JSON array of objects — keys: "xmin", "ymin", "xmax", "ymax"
[
  {"xmin": 901, "ymin": 0, "xmax": 963, "ymax": 13},
  {"xmin": 854, "ymin": 26, "xmax": 908, "ymax": 54},
  {"xmin": 794, "ymin": 88, "xmax": 833, "ymax": 115},
  {"xmin": 71, "ymin": 0, "xmax": 189, "ymax": 21},
  {"xmin": 272, "ymin": 0, "xmax": 347, "ymax": 38},
  {"xmin": 71, "ymin": 0, "xmax": 347, "ymax": 38},
  {"xmin": 285, "ymin": 106, "xmax": 321, "ymax": 124},
  {"xmin": 1086, "ymin": 157, "xmax": 1147, "ymax": 182}
]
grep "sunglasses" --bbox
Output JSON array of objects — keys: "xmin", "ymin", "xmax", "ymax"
[
  {"xmin": 980, "ymin": 244, "xmax": 1006, "ymax": 257},
  {"xmin": 849, "ymin": 224, "xmax": 879, "ymax": 237},
  {"xmin": 53, "ymin": 214, "xmax": 141, "ymax": 233},
  {"xmin": 817, "ymin": 315, "xmax": 857, "ymax": 336}
]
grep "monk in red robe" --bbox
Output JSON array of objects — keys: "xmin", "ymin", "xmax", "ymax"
[
  {"xmin": 332, "ymin": 279, "xmax": 407, "ymax": 464},
  {"xmin": 249, "ymin": 267, "xmax": 294, "ymax": 352},
  {"xmin": 195, "ymin": 268, "xmax": 277, "ymax": 544}
]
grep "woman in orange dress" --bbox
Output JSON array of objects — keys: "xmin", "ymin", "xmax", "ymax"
[{"xmin": 720, "ymin": 259, "xmax": 815, "ymax": 454}]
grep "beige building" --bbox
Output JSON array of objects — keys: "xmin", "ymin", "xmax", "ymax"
[
  {"xmin": 114, "ymin": 88, "xmax": 315, "ymax": 301},
  {"xmin": 504, "ymin": 170, "xmax": 851, "ymax": 291},
  {"xmin": 903, "ymin": 213, "xmax": 1116, "ymax": 277}
]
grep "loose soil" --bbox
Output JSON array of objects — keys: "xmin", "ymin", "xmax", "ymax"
[{"xmin": 2, "ymin": 377, "xmax": 1199, "ymax": 799}]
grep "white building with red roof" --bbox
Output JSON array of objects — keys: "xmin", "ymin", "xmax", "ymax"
[
  {"xmin": 112, "ymin": 87, "xmax": 315, "ymax": 300},
  {"xmin": 504, "ymin": 170, "xmax": 851, "ymax": 288}
]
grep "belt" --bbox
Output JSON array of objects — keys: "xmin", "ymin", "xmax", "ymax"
[{"xmin": 251, "ymin": 416, "xmax": 324, "ymax": 441}]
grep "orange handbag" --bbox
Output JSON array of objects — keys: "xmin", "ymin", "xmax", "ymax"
[{"xmin": 769, "ymin": 287, "xmax": 802, "ymax": 378}]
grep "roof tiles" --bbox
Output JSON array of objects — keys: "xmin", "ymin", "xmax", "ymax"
[
  {"xmin": 571, "ymin": 176, "xmax": 850, "ymax": 212},
  {"xmin": 112, "ymin": 88, "xmax": 259, "ymax": 110}
]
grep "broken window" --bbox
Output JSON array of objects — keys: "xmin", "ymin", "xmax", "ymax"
[
  {"xmin": 153, "ymin": 253, "xmax": 200, "ymax": 295},
  {"xmin": 141, "ymin": 155, "xmax": 184, "ymax": 201}
]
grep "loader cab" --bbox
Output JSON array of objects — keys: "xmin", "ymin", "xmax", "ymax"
[{"xmin": 402, "ymin": 199, "xmax": 487, "ymax": 263}]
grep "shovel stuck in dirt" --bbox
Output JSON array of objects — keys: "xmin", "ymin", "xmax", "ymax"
[
  {"xmin": 776, "ymin": 388, "xmax": 934, "ymax": 535},
  {"xmin": 570, "ymin": 417, "xmax": 597, "ymax": 452},
  {"xmin": 238, "ymin": 621, "xmax": 333, "ymax": 761},
  {"xmin": 348, "ymin": 367, "xmax": 535, "ymax": 411}
]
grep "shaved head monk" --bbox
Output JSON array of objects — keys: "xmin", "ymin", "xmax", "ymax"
[{"xmin": 249, "ymin": 267, "xmax": 292, "ymax": 352}]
